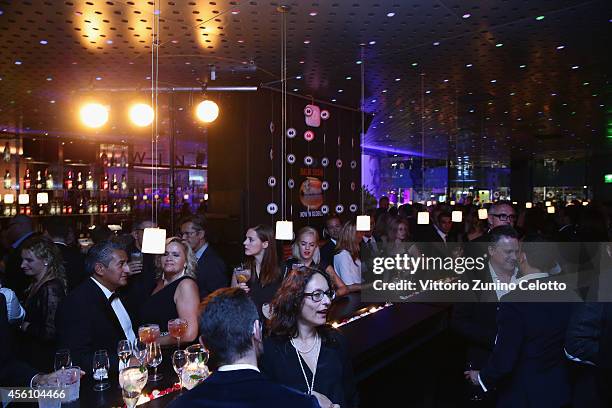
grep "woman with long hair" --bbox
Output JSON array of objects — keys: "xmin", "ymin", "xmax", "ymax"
[
  {"xmin": 285, "ymin": 226, "xmax": 349, "ymax": 297},
  {"xmin": 262, "ymin": 266, "xmax": 357, "ymax": 408},
  {"xmin": 139, "ymin": 237, "xmax": 200, "ymax": 346},
  {"xmin": 333, "ymin": 221, "xmax": 363, "ymax": 291},
  {"xmin": 18, "ymin": 236, "xmax": 66, "ymax": 371},
  {"xmin": 232, "ymin": 224, "xmax": 282, "ymax": 320}
]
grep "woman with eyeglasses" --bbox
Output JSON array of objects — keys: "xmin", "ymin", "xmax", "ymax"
[
  {"xmin": 285, "ymin": 226, "xmax": 349, "ymax": 297},
  {"xmin": 232, "ymin": 224, "xmax": 282, "ymax": 320},
  {"xmin": 262, "ymin": 267, "xmax": 357, "ymax": 408},
  {"xmin": 138, "ymin": 237, "xmax": 199, "ymax": 346}
]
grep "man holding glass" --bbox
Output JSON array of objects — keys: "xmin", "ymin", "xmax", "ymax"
[
  {"xmin": 123, "ymin": 219, "xmax": 158, "ymax": 303},
  {"xmin": 179, "ymin": 215, "xmax": 228, "ymax": 299},
  {"xmin": 56, "ymin": 241, "xmax": 137, "ymax": 374}
]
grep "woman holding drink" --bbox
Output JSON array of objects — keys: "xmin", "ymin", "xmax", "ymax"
[{"xmin": 139, "ymin": 237, "xmax": 199, "ymax": 347}]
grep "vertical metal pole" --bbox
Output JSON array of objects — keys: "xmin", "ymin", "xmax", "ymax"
[{"xmin": 169, "ymin": 92, "xmax": 176, "ymax": 235}]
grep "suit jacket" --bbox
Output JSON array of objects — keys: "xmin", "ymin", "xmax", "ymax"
[
  {"xmin": 480, "ymin": 281, "xmax": 575, "ymax": 408},
  {"xmin": 0, "ymin": 293, "xmax": 37, "ymax": 386},
  {"xmin": 56, "ymin": 278, "xmax": 136, "ymax": 373},
  {"xmin": 167, "ymin": 369, "xmax": 320, "ymax": 408},
  {"xmin": 196, "ymin": 245, "xmax": 229, "ymax": 299},
  {"xmin": 320, "ymin": 240, "xmax": 336, "ymax": 268}
]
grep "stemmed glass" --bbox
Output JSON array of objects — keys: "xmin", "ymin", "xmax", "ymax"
[
  {"xmin": 119, "ymin": 366, "xmax": 148, "ymax": 408},
  {"xmin": 54, "ymin": 349, "xmax": 72, "ymax": 371},
  {"xmin": 117, "ymin": 340, "xmax": 132, "ymax": 370},
  {"xmin": 172, "ymin": 350, "xmax": 187, "ymax": 389},
  {"xmin": 146, "ymin": 342, "xmax": 163, "ymax": 382},
  {"xmin": 233, "ymin": 264, "xmax": 251, "ymax": 285},
  {"xmin": 132, "ymin": 340, "xmax": 148, "ymax": 367},
  {"xmin": 138, "ymin": 324, "xmax": 160, "ymax": 345},
  {"xmin": 92, "ymin": 350, "xmax": 110, "ymax": 391},
  {"xmin": 168, "ymin": 318, "xmax": 188, "ymax": 349}
]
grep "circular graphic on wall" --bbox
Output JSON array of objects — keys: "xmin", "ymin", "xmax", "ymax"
[
  {"xmin": 267, "ymin": 203, "xmax": 278, "ymax": 214},
  {"xmin": 321, "ymin": 205, "xmax": 329, "ymax": 214},
  {"xmin": 320, "ymin": 110, "xmax": 330, "ymax": 120},
  {"xmin": 336, "ymin": 159, "xmax": 343, "ymax": 168},
  {"xmin": 304, "ymin": 130, "xmax": 315, "ymax": 142},
  {"xmin": 350, "ymin": 160, "xmax": 357, "ymax": 169},
  {"xmin": 304, "ymin": 106, "xmax": 314, "ymax": 117},
  {"xmin": 350, "ymin": 182, "xmax": 356, "ymax": 191},
  {"xmin": 267, "ymin": 176, "xmax": 277, "ymax": 187},
  {"xmin": 335, "ymin": 204, "xmax": 344, "ymax": 214},
  {"xmin": 349, "ymin": 204, "xmax": 358, "ymax": 213},
  {"xmin": 287, "ymin": 154, "xmax": 296, "ymax": 164},
  {"xmin": 321, "ymin": 157, "xmax": 329, "ymax": 167},
  {"xmin": 299, "ymin": 177, "xmax": 323, "ymax": 209},
  {"xmin": 288, "ymin": 178, "xmax": 295, "ymax": 189},
  {"xmin": 321, "ymin": 181, "xmax": 329, "ymax": 191},
  {"xmin": 304, "ymin": 156, "xmax": 314, "ymax": 166},
  {"xmin": 287, "ymin": 128, "xmax": 297, "ymax": 138}
]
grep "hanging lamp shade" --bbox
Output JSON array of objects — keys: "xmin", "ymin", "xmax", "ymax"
[
  {"xmin": 36, "ymin": 192, "xmax": 49, "ymax": 204},
  {"xmin": 547, "ymin": 206, "xmax": 556, "ymax": 214},
  {"xmin": 356, "ymin": 215, "xmax": 371, "ymax": 231},
  {"xmin": 142, "ymin": 227, "xmax": 166, "ymax": 254},
  {"xmin": 18, "ymin": 194, "xmax": 29, "ymax": 204},
  {"xmin": 417, "ymin": 211, "xmax": 430, "ymax": 225},
  {"xmin": 478, "ymin": 208, "xmax": 488, "ymax": 220},
  {"xmin": 275, "ymin": 221, "xmax": 294, "ymax": 240},
  {"xmin": 451, "ymin": 210, "xmax": 463, "ymax": 223},
  {"xmin": 525, "ymin": 202, "xmax": 533, "ymax": 209}
]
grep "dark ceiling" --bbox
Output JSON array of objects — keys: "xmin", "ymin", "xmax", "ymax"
[{"xmin": 0, "ymin": 0, "xmax": 610, "ymax": 163}]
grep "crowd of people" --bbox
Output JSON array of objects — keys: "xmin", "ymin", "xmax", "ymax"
[{"xmin": 0, "ymin": 195, "xmax": 610, "ymax": 407}]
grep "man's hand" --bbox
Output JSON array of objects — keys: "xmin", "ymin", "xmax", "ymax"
[{"xmin": 463, "ymin": 369, "xmax": 480, "ymax": 386}]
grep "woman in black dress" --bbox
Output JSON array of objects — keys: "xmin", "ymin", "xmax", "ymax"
[
  {"xmin": 261, "ymin": 266, "xmax": 358, "ymax": 408},
  {"xmin": 18, "ymin": 236, "xmax": 66, "ymax": 371},
  {"xmin": 232, "ymin": 224, "xmax": 282, "ymax": 321},
  {"xmin": 139, "ymin": 237, "xmax": 200, "ymax": 346}
]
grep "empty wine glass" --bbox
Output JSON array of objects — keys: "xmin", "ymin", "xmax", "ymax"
[
  {"xmin": 172, "ymin": 350, "xmax": 187, "ymax": 389},
  {"xmin": 146, "ymin": 342, "xmax": 163, "ymax": 382},
  {"xmin": 92, "ymin": 350, "xmax": 110, "ymax": 391},
  {"xmin": 168, "ymin": 318, "xmax": 188, "ymax": 349},
  {"xmin": 117, "ymin": 340, "xmax": 132, "ymax": 370},
  {"xmin": 132, "ymin": 340, "xmax": 147, "ymax": 367},
  {"xmin": 54, "ymin": 349, "xmax": 72, "ymax": 371}
]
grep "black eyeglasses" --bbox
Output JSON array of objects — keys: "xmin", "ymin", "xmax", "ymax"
[
  {"xmin": 490, "ymin": 213, "xmax": 517, "ymax": 221},
  {"xmin": 303, "ymin": 290, "xmax": 336, "ymax": 302},
  {"xmin": 179, "ymin": 230, "xmax": 199, "ymax": 237}
]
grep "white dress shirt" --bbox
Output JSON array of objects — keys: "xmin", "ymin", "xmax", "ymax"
[
  {"xmin": 218, "ymin": 363, "xmax": 260, "ymax": 373},
  {"xmin": 488, "ymin": 262, "xmax": 518, "ymax": 300},
  {"xmin": 0, "ymin": 287, "xmax": 25, "ymax": 324},
  {"xmin": 333, "ymin": 250, "xmax": 362, "ymax": 285},
  {"xmin": 90, "ymin": 277, "xmax": 136, "ymax": 344}
]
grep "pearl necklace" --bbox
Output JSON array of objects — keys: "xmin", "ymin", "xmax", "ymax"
[
  {"xmin": 290, "ymin": 333, "xmax": 319, "ymax": 354},
  {"xmin": 290, "ymin": 334, "xmax": 320, "ymax": 395}
]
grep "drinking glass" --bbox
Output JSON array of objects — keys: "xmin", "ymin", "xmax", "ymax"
[
  {"xmin": 54, "ymin": 349, "xmax": 72, "ymax": 371},
  {"xmin": 233, "ymin": 265, "xmax": 251, "ymax": 285},
  {"xmin": 172, "ymin": 350, "xmax": 187, "ymax": 389},
  {"xmin": 168, "ymin": 318, "xmax": 188, "ymax": 349},
  {"xmin": 57, "ymin": 366, "xmax": 80, "ymax": 403},
  {"xmin": 32, "ymin": 374, "xmax": 61, "ymax": 408},
  {"xmin": 466, "ymin": 362, "xmax": 483, "ymax": 401},
  {"xmin": 117, "ymin": 340, "xmax": 132, "ymax": 369},
  {"xmin": 132, "ymin": 339, "xmax": 148, "ymax": 367},
  {"xmin": 146, "ymin": 342, "xmax": 163, "ymax": 382},
  {"xmin": 138, "ymin": 324, "xmax": 161, "ymax": 344},
  {"xmin": 185, "ymin": 343, "xmax": 209, "ymax": 367},
  {"xmin": 119, "ymin": 366, "xmax": 148, "ymax": 408},
  {"xmin": 92, "ymin": 350, "xmax": 110, "ymax": 391}
]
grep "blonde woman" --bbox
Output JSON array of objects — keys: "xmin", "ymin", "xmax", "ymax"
[
  {"xmin": 285, "ymin": 226, "xmax": 349, "ymax": 297},
  {"xmin": 333, "ymin": 221, "xmax": 363, "ymax": 292},
  {"xmin": 139, "ymin": 237, "xmax": 200, "ymax": 346},
  {"xmin": 18, "ymin": 236, "xmax": 66, "ymax": 371}
]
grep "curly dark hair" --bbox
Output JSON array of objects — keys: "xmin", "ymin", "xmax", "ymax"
[{"xmin": 268, "ymin": 266, "xmax": 336, "ymax": 342}]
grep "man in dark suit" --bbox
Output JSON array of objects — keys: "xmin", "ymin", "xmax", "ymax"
[
  {"xmin": 320, "ymin": 214, "xmax": 342, "ymax": 267},
  {"xmin": 56, "ymin": 240, "xmax": 137, "ymax": 374},
  {"xmin": 465, "ymin": 236, "xmax": 577, "ymax": 408},
  {"xmin": 168, "ymin": 288, "xmax": 321, "ymax": 408},
  {"xmin": 3, "ymin": 214, "xmax": 35, "ymax": 299},
  {"xmin": 44, "ymin": 217, "xmax": 86, "ymax": 292},
  {"xmin": 179, "ymin": 215, "xmax": 228, "ymax": 299},
  {"xmin": 122, "ymin": 219, "xmax": 157, "ymax": 303}
]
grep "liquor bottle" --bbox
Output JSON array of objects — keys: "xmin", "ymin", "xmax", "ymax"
[
  {"xmin": 23, "ymin": 168, "xmax": 31, "ymax": 190},
  {"xmin": 110, "ymin": 150, "xmax": 116, "ymax": 167},
  {"xmin": 120, "ymin": 174, "xmax": 127, "ymax": 191},
  {"xmin": 45, "ymin": 170, "xmax": 54, "ymax": 190},
  {"xmin": 3, "ymin": 142, "xmax": 10, "ymax": 162},
  {"xmin": 64, "ymin": 170, "xmax": 73, "ymax": 190},
  {"xmin": 112, "ymin": 201, "xmax": 118, "ymax": 213},
  {"xmin": 86, "ymin": 171, "xmax": 94, "ymax": 190},
  {"xmin": 78, "ymin": 197, "xmax": 85, "ymax": 214},
  {"xmin": 36, "ymin": 170, "xmax": 43, "ymax": 190},
  {"xmin": 120, "ymin": 149, "xmax": 128, "ymax": 167},
  {"xmin": 102, "ymin": 173, "xmax": 109, "ymax": 190},
  {"xmin": 100, "ymin": 150, "xmax": 109, "ymax": 167},
  {"xmin": 76, "ymin": 171, "xmax": 83, "ymax": 190},
  {"xmin": 111, "ymin": 174, "xmax": 118, "ymax": 191},
  {"xmin": 4, "ymin": 170, "xmax": 12, "ymax": 189}
]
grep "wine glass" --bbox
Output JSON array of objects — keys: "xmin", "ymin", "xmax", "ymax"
[
  {"xmin": 172, "ymin": 350, "xmax": 187, "ymax": 389},
  {"xmin": 54, "ymin": 349, "xmax": 72, "ymax": 371},
  {"xmin": 117, "ymin": 340, "xmax": 132, "ymax": 370},
  {"xmin": 132, "ymin": 340, "xmax": 147, "ymax": 367},
  {"xmin": 466, "ymin": 361, "xmax": 483, "ymax": 401},
  {"xmin": 186, "ymin": 343, "xmax": 209, "ymax": 367},
  {"xmin": 168, "ymin": 318, "xmax": 188, "ymax": 349},
  {"xmin": 92, "ymin": 350, "xmax": 110, "ymax": 391},
  {"xmin": 146, "ymin": 342, "xmax": 163, "ymax": 382},
  {"xmin": 119, "ymin": 366, "xmax": 148, "ymax": 408},
  {"xmin": 138, "ymin": 324, "xmax": 160, "ymax": 344}
]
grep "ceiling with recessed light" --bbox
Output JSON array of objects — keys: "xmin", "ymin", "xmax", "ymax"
[{"xmin": 0, "ymin": 0, "xmax": 610, "ymax": 163}]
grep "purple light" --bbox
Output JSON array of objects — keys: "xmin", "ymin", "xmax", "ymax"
[{"xmin": 363, "ymin": 144, "xmax": 428, "ymax": 157}]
